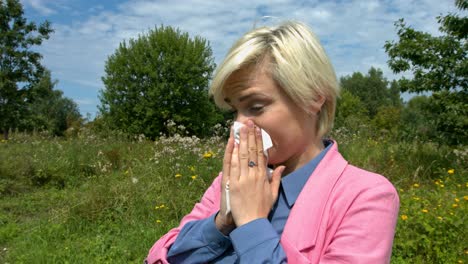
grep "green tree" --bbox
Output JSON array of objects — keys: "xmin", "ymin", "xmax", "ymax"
[
  {"xmin": 340, "ymin": 67, "xmax": 401, "ymax": 118},
  {"xmin": 0, "ymin": 0, "xmax": 53, "ymax": 139},
  {"xmin": 19, "ymin": 70, "xmax": 81, "ymax": 136},
  {"xmin": 384, "ymin": 0, "xmax": 467, "ymax": 145},
  {"xmin": 335, "ymin": 89, "xmax": 369, "ymax": 131},
  {"xmin": 99, "ymin": 25, "xmax": 221, "ymax": 138}
]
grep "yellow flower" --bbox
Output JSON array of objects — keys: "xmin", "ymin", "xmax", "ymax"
[
  {"xmin": 156, "ymin": 219, "xmax": 162, "ymax": 223},
  {"xmin": 455, "ymin": 198, "xmax": 460, "ymax": 202},
  {"xmin": 421, "ymin": 209, "xmax": 428, "ymax": 213},
  {"xmin": 191, "ymin": 175, "xmax": 197, "ymax": 180},
  {"xmin": 458, "ymin": 260, "xmax": 463, "ymax": 264},
  {"xmin": 189, "ymin": 166, "xmax": 196, "ymax": 172},
  {"xmin": 412, "ymin": 196, "xmax": 420, "ymax": 201},
  {"xmin": 175, "ymin": 173, "xmax": 182, "ymax": 178},
  {"xmin": 160, "ymin": 204, "xmax": 165, "ymax": 208},
  {"xmin": 203, "ymin": 151, "xmax": 214, "ymax": 158},
  {"xmin": 452, "ymin": 203, "xmax": 459, "ymax": 208},
  {"xmin": 400, "ymin": 215, "xmax": 408, "ymax": 221},
  {"xmin": 399, "ymin": 188, "xmax": 404, "ymax": 192},
  {"xmin": 437, "ymin": 216, "xmax": 443, "ymax": 221},
  {"xmin": 155, "ymin": 206, "xmax": 159, "ymax": 210},
  {"xmin": 464, "ymin": 195, "xmax": 468, "ymax": 201},
  {"xmin": 413, "ymin": 183, "xmax": 420, "ymax": 188},
  {"xmin": 124, "ymin": 170, "xmax": 129, "ymax": 175},
  {"xmin": 447, "ymin": 169, "xmax": 455, "ymax": 174}
]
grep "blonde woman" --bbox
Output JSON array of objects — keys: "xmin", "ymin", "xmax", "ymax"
[{"xmin": 146, "ymin": 21, "xmax": 399, "ymax": 264}]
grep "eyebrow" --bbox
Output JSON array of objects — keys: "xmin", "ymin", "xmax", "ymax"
[{"xmin": 224, "ymin": 92, "xmax": 268, "ymax": 105}]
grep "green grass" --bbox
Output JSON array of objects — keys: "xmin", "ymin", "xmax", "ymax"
[{"xmin": 0, "ymin": 130, "xmax": 466, "ymax": 263}]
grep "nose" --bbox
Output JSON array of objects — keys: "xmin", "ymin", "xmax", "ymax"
[{"xmin": 235, "ymin": 113, "xmax": 249, "ymax": 124}]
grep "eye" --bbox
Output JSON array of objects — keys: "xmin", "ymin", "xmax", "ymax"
[{"xmin": 248, "ymin": 104, "xmax": 264, "ymax": 115}]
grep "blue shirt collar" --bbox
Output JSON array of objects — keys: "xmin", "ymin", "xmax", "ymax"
[{"xmin": 280, "ymin": 140, "xmax": 333, "ymax": 207}]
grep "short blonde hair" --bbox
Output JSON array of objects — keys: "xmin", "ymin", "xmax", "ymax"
[{"xmin": 210, "ymin": 21, "xmax": 340, "ymax": 137}]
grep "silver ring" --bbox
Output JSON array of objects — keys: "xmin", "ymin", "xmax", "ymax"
[{"xmin": 248, "ymin": 161, "xmax": 257, "ymax": 167}]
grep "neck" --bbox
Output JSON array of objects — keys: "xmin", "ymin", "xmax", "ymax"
[{"xmin": 280, "ymin": 138, "xmax": 325, "ymax": 176}]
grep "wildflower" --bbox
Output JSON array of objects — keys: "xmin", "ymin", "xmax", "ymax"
[
  {"xmin": 455, "ymin": 198, "xmax": 460, "ymax": 202},
  {"xmin": 191, "ymin": 175, "xmax": 197, "ymax": 180},
  {"xmin": 400, "ymin": 215, "xmax": 408, "ymax": 221},
  {"xmin": 203, "ymin": 151, "xmax": 214, "ymax": 158},
  {"xmin": 440, "ymin": 184, "xmax": 445, "ymax": 188},
  {"xmin": 175, "ymin": 173, "xmax": 182, "ymax": 178},
  {"xmin": 437, "ymin": 216, "xmax": 443, "ymax": 221},
  {"xmin": 413, "ymin": 183, "xmax": 420, "ymax": 188},
  {"xmin": 156, "ymin": 219, "xmax": 162, "ymax": 223},
  {"xmin": 464, "ymin": 195, "xmax": 468, "ymax": 201},
  {"xmin": 421, "ymin": 209, "xmax": 428, "ymax": 213},
  {"xmin": 452, "ymin": 204, "xmax": 458, "ymax": 208},
  {"xmin": 131, "ymin": 177, "xmax": 138, "ymax": 184},
  {"xmin": 447, "ymin": 169, "xmax": 455, "ymax": 174}
]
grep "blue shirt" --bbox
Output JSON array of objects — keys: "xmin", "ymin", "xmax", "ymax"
[{"xmin": 166, "ymin": 141, "xmax": 333, "ymax": 263}]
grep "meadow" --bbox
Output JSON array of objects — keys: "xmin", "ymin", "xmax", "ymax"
[{"xmin": 0, "ymin": 125, "xmax": 466, "ymax": 263}]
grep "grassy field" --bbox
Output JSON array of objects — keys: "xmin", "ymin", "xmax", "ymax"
[{"xmin": 0, "ymin": 128, "xmax": 466, "ymax": 263}]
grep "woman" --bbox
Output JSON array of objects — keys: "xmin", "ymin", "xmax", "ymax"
[{"xmin": 145, "ymin": 21, "xmax": 399, "ymax": 264}]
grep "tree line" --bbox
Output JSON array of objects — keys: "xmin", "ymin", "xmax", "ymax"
[{"xmin": 1, "ymin": 0, "xmax": 466, "ymax": 145}]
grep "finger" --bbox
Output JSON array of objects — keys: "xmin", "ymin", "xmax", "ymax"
[
  {"xmin": 230, "ymin": 137, "xmax": 240, "ymax": 183},
  {"xmin": 222, "ymin": 128, "xmax": 234, "ymax": 185},
  {"xmin": 270, "ymin": 166, "xmax": 285, "ymax": 202},
  {"xmin": 256, "ymin": 126, "xmax": 266, "ymax": 170},
  {"xmin": 247, "ymin": 120, "xmax": 258, "ymax": 172},
  {"xmin": 238, "ymin": 125, "xmax": 249, "ymax": 181}
]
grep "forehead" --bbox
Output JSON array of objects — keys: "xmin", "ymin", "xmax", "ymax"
[{"xmin": 223, "ymin": 65, "xmax": 276, "ymax": 103}]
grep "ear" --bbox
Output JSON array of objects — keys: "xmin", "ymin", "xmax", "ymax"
[{"xmin": 307, "ymin": 95, "xmax": 326, "ymax": 115}]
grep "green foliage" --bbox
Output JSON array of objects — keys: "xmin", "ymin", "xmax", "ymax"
[
  {"xmin": 99, "ymin": 25, "xmax": 222, "ymax": 139},
  {"xmin": 0, "ymin": 130, "xmax": 466, "ymax": 263},
  {"xmin": 399, "ymin": 95, "xmax": 437, "ymax": 141},
  {"xmin": 18, "ymin": 70, "xmax": 82, "ymax": 136},
  {"xmin": 384, "ymin": 0, "xmax": 467, "ymax": 144},
  {"xmin": 335, "ymin": 89, "xmax": 369, "ymax": 131},
  {"xmin": 372, "ymin": 105, "xmax": 402, "ymax": 133},
  {"xmin": 340, "ymin": 67, "xmax": 401, "ymax": 117},
  {"xmin": 0, "ymin": 0, "xmax": 54, "ymax": 139}
]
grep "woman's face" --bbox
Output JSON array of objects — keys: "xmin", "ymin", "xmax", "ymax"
[{"xmin": 223, "ymin": 65, "xmax": 325, "ymax": 173}]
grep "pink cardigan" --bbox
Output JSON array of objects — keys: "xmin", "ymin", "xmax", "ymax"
[{"xmin": 146, "ymin": 142, "xmax": 399, "ymax": 263}]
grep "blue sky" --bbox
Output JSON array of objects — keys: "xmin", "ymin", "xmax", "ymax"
[{"xmin": 21, "ymin": 0, "xmax": 458, "ymax": 118}]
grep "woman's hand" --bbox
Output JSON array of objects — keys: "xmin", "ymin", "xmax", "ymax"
[
  {"xmin": 215, "ymin": 129, "xmax": 236, "ymax": 235},
  {"xmin": 228, "ymin": 120, "xmax": 285, "ymax": 227}
]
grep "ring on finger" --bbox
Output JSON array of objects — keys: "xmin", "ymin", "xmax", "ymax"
[{"xmin": 248, "ymin": 160, "xmax": 257, "ymax": 167}]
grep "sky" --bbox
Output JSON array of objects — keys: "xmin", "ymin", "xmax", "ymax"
[{"xmin": 20, "ymin": 0, "xmax": 459, "ymax": 118}]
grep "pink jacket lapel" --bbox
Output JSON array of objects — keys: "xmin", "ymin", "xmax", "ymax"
[{"xmin": 281, "ymin": 142, "xmax": 348, "ymax": 253}]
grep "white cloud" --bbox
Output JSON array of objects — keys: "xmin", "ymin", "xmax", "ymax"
[
  {"xmin": 22, "ymin": 0, "xmax": 55, "ymax": 15},
  {"xmin": 33, "ymin": 0, "xmax": 459, "ymax": 116}
]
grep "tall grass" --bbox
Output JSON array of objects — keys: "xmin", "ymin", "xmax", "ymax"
[{"xmin": 0, "ymin": 128, "xmax": 466, "ymax": 263}]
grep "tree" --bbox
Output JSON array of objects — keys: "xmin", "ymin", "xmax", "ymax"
[
  {"xmin": 335, "ymin": 89, "xmax": 369, "ymax": 131},
  {"xmin": 384, "ymin": 0, "xmax": 467, "ymax": 145},
  {"xmin": 0, "ymin": 0, "xmax": 53, "ymax": 139},
  {"xmin": 19, "ymin": 70, "xmax": 81, "ymax": 136},
  {"xmin": 99, "ymin": 25, "xmax": 222, "ymax": 138},
  {"xmin": 340, "ymin": 67, "xmax": 401, "ymax": 118}
]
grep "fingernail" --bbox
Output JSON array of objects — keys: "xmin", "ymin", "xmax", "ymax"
[
  {"xmin": 247, "ymin": 120, "xmax": 254, "ymax": 127},
  {"xmin": 256, "ymin": 127, "xmax": 261, "ymax": 135}
]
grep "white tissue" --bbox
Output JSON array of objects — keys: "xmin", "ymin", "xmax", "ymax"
[
  {"xmin": 226, "ymin": 122, "xmax": 274, "ymax": 215},
  {"xmin": 232, "ymin": 121, "xmax": 273, "ymax": 156}
]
